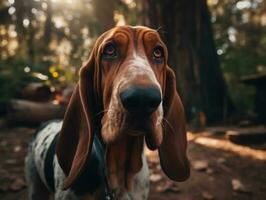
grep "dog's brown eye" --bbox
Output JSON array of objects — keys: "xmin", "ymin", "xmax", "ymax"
[
  {"xmin": 106, "ymin": 45, "xmax": 115, "ymax": 55},
  {"xmin": 103, "ymin": 43, "xmax": 117, "ymax": 60},
  {"xmin": 153, "ymin": 46, "xmax": 164, "ymax": 63}
]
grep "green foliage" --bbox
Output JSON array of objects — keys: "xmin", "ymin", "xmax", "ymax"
[
  {"xmin": 210, "ymin": 0, "xmax": 266, "ymax": 114},
  {"xmin": 0, "ymin": 58, "xmax": 34, "ymax": 102},
  {"xmin": 0, "ymin": 0, "xmax": 99, "ymax": 101}
]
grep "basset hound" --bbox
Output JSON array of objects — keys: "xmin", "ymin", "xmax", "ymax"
[{"xmin": 25, "ymin": 25, "xmax": 190, "ymax": 200}]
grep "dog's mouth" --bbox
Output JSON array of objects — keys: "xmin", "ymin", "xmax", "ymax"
[
  {"xmin": 101, "ymin": 99, "xmax": 163, "ymax": 150},
  {"xmin": 123, "ymin": 114, "xmax": 150, "ymax": 131},
  {"xmin": 126, "ymin": 130, "xmax": 146, "ymax": 136},
  {"xmin": 121, "ymin": 114, "xmax": 163, "ymax": 150}
]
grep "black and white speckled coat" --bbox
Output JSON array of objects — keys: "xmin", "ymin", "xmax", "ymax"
[
  {"xmin": 25, "ymin": 26, "xmax": 190, "ymax": 200},
  {"xmin": 25, "ymin": 120, "xmax": 150, "ymax": 200}
]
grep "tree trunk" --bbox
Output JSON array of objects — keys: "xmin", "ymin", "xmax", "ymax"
[
  {"xmin": 92, "ymin": 0, "xmax": 116, "ymax": 33},
  {"xmin": 14, "ymin": 0, "xmax": 26, "ymax": 44},
  {"xmin": 25, "ymin": 0, "xmax": 36, "ymax": 65},
  {"xmin": 139, "ymin": 0, "xmax": 234, "ymax": 123},
  {"xmin": 43, "ymin": 0, "xmax": 52, "ymax": 45}
]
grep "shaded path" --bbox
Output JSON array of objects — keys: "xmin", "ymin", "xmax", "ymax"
[{"xmin": 0, "ymin": 127, "xmax": 265, "ymax": 200}]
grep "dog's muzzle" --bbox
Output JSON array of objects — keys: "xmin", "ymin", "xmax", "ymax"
[{"xmin": 120, "ymin": 85, "xmax": 161, "ymax": 116}]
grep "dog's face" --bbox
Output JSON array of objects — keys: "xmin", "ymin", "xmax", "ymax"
[
  {"xmin": 56, "ymin": 25, "xmax": 189, "ymax": 190},
  {"xmin": 99, "ymin": 26, "xmax": 166, "ymax": 149}
]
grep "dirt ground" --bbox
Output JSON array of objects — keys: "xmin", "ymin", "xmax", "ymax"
[{"xmin": 0, "ymin": 126, "xmax": 265, "ymax": 200}]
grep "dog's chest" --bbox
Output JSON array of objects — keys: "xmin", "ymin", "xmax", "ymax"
[
  {"xmin": 33, "ymin": 121, "xmax": 106, "ymax": 194},
  {"xmin": 33, "ymin": 121, "xmax": 63, "ymax": 190},
  {"xmin": 32, "ymin": 121, "xmax": 150, "ymax": 199}
]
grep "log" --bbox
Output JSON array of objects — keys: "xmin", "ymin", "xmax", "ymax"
[
  {"xmin": 226, "ymin": 129, "xmax": 266, "ymax": 144},
  {"xmin": 7, "ymin": 99, "xmax": 66, "ymax": 126},
  {"xmin": 22, "ymin": 83, "xmax": 52, "ymax": 102}
]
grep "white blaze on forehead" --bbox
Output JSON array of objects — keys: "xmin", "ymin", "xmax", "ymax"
[
  {"xmin": 131, "ymin": 50, "xmax": 150, "ymax": 69},
  {"xmin": 125, "ymin": 50, "xmax": 161, "ymax": 90},
  {"xmin": 130, "ymin": 51, "xmax": 164, "ymax": 126}
]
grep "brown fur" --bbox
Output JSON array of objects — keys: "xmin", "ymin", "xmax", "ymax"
[{"xmin": 56, "ymin": 26, "xmax": 190, "ymax": 192}]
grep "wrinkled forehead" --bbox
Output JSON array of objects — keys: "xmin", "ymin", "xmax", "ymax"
[{"xmin": 98, "ymin": 26, "xmax": 166, "ymax": 52}]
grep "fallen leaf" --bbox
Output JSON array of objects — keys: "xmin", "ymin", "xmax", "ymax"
[
  {"xmin": 231, "ymin": 179, "xmax": 251, "ymax": 194},
  {"xmin": 206, "ymin": 168, "xmax": 214, "ymax": 174},
  {"xmin": 217, "ymin": 157, "xmax": 226, "ymax": 164},
  {"xmin": 193, "ymin": 160, "xmax": 208, "ymax": 171},
  {"xmin": 13, "ymin": 145, "xmax": 22, "ymax": 153},
  {"xmin": 202, "ymin": 191, "xmax": 214, "ymax": 200}
]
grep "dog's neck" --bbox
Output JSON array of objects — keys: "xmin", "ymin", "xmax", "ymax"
[{"xmin": 105, "ymin": 134, "xmax": 144, "ymax": 194}]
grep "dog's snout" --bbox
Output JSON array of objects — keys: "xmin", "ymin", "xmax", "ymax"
[{"xmin": 120, "ymin": 86, "xmax": 161, "ymax": 115}]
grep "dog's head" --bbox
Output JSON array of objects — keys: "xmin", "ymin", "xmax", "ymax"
[{"xmin": 56, "ymin": 26, "xmax": 190, "ymax": 190}]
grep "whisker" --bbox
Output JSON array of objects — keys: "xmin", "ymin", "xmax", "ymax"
[
  {"xmin": 158, "ymin": 121, "xmax": 166, "ymax": 130},
  {"xmin": 156, "ymin": 26, "xmax": 167, "ymax": 38},
  {"xmin": 95, "ymin": 109, "xmax": 110, "ymax": 116},
  {"xmin": 156, "ymin": 26, "xmax": 162, "ymax": 32},
  {"xmin": 162, "ymin": 117, "xmax": 175, "ymax": 135},
  {"xmin": 161, "ymin": 121, "xmax": 166, "ymax": 129}
]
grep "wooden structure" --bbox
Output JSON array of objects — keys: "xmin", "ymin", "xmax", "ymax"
[{"xmin": 241, "ymin": 74, "xmax": 266, "ymax": 124}]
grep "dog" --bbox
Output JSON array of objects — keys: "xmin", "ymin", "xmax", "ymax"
[{"xmin": 25, "ymin": 25, "xmax": 190, "ymax": 200}]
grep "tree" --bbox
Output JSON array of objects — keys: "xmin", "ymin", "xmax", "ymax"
[{"xmin": 137, "ymin": 0, "xmax": 234, "ymax": 123}]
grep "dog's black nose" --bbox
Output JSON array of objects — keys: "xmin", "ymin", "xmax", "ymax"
[{"xmin": 120, "ymin": 86, "xmax": 161, "ymax": 115}]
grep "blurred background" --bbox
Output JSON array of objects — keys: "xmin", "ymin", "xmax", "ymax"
[{"xmin": 0, "ymin": 0, "xmax": 265, "ymax": 200}]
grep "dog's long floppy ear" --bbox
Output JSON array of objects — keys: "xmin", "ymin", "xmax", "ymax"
[
  {"xmin": 159, "ymin": 66, "xmax": 190, "ymax": 181},
  {"xmin": 56, "ymin": 53, "xmax": 97, "ymax": 189}
]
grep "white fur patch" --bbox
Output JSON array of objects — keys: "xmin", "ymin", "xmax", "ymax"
[
  {"xmin": 33, "ymin": 121, "xmax": 62, "ymax": 190},
  {"xmin": 129, "ymin": 51, "xmax": 161, "ymax": 89}
]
